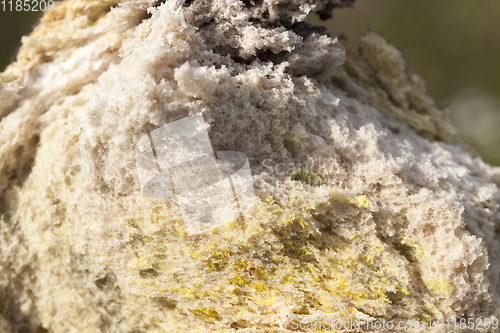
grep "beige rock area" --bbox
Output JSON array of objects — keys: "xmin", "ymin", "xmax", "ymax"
[{"xmin": 1, "ymin": 0, "xmax": 500, "ymax": 331}]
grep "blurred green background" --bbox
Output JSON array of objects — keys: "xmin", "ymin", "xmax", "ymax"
[{"xmin": 1, "ymin": 0, "xmax": 500, "ymax": 164}]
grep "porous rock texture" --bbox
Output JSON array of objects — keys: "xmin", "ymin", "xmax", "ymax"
[{"xmin": 1, "ymin": 0, "xmax": 500, "ymax": 332}]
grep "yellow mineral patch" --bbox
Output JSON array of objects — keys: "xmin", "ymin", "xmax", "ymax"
[
  {"xmin": 204, "ymin": 262, "xmax": 226, "ymax": 272},
  {"xmin": 132, "ymin": 258, "xmax": 150, "ymax": 269},
  {"xmin": 393, "ymin": 236, "xmax": 426, "ymax": 263},
  {"xmin": 363, "ymin": 255, "xmax": 374, "ymax": 265},
  {"xmin": 354, "ymin": 195, "xmax": 370, "ymax": 208},
  {"xmin": 261, "ymin": 196, "xmax": 275, "ymax": 205},
  {"xmin": 232, "ymin": 259, "xmax": 251, "ymax": 271},
  {"xmin": 210, "ymin": 248, "xmax": 232, "ymax": 261},
  {"xmin": 250, "ymin": 282, "xmax": 271, "ymax": 292},
  {"xmin": 280, "ymin": 276, "xmax": 296, "ymax": 284},
  {"xmin": 424, "ymin": 278, "xmax": 453, "ymax": 296},
  {"xmin": 191, "ymin": 307, "xmax": 220, "ymax": 321},
  {"xmin": 229, "ymin": 277, "xmax": 248, "ymax": 287},
  {"xmin": 421, "ymin": 303, "xmax": 440, "ymax": 320}
]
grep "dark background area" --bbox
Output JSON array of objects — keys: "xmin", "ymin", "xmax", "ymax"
[
  {"xmin": 0, "ymin": 10, "xmax": 41, "ymax": 71},
  {"xmin": 2, "ymin": 0, "xmax": 500, "ymax": 164}
]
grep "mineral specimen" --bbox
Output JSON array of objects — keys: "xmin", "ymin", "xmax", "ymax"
[{"xmin": 0, "ymin": 0, "xmax": 499, "ymax": 332}]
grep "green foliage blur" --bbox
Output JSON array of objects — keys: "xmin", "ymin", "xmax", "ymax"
[{"xmin": 1, "ymin": 0, "xmax": 499, "ymax": 165}]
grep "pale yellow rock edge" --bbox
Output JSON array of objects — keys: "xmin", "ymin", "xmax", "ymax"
[{"xmin": 0, "ymin": 0, "xmax": 499, "ymax": 332}]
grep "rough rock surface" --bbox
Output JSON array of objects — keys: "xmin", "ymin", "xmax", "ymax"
[{"xmin": 1, "ymin": 0, "xmax": 500, "ymax": 332}]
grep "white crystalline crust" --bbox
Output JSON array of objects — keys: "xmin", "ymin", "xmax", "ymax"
[
  {"xmin": 136, "ymin": 115, "xmax": 258, "ymax": 232},
  {"xmin": 0, "ymin": 0, "xmax": 499, "ymax": 332}
]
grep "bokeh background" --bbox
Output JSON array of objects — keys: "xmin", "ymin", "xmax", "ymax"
[{"xmin": 1, "ymin": 0, "xmax": 500, "ymax": 164}]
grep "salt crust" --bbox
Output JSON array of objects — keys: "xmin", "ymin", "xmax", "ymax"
[{"xmin": 0, "ymin": 0, "xmax": 499, "ymax": 332}]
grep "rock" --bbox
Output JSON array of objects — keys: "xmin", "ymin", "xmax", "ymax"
[{"xmin": 1, "ymin": 0, "xmax": 499, "ymax": 332}]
